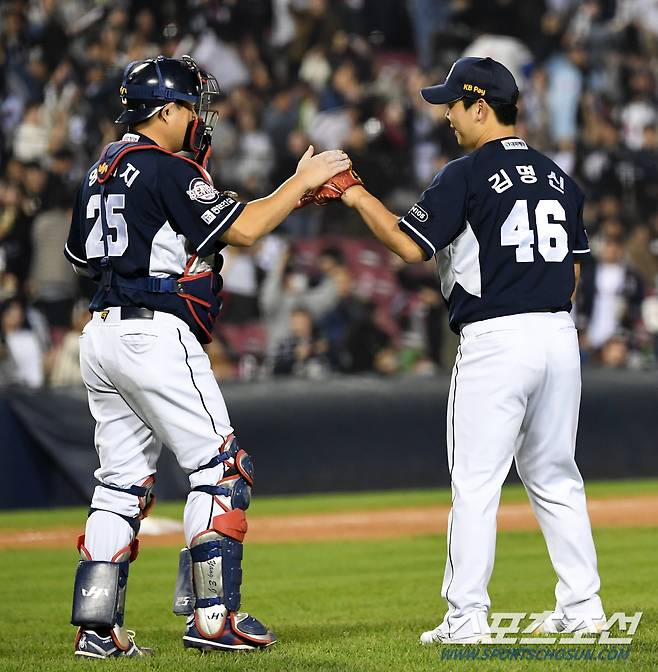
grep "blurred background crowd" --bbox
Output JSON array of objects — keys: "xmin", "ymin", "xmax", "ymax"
[{"xmin": 1, "ymin": 0, "xmax": 658, "ymax": 388}]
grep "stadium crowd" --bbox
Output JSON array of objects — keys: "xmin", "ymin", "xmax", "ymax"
[{"xmin": 1, "ymin": 0, "xmax": 657, "ymax": 387}]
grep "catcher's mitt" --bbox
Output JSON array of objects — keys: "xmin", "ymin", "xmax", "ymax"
[{"xmin": 296, "ymin": 164, "xmax": 363, "ymax": 208}]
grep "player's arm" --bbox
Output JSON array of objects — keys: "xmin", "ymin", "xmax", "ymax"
[
  {"xmin": 571, "ymin": 188, "xmax": 589, "ymax": 302},
  {"xmin": 63, "ymin": 187, "xmax": 91, "ymax": 276},
  {"xmin": 221, "ymin": 146, "xmax": 350, "ymax": 247},
  {"xmin": 343, "ymin": 160, "xmax": 468, "ymax": 264},
  {"xmin": 162, "ymin": 147, "xmax": 348, "ymax": 256},
  {"xmin": 340, "ymin": 187, "xmax": 425, "ymax": 263},
  {"xmin": 571, "ymin": 262, "xmax": 581, "ymax": 302}
]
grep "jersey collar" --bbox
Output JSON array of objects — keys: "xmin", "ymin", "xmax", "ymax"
[
  {"xmin": 484, "ymin": 135, "xmax": 523, "ymax": 148},
  {"xmin": 121, "ymin": 132, "xmax": 158, "ymax": 146}
]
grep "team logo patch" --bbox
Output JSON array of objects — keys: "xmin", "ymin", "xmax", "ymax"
[
  {"xmin": 186, "ymin": 178, "xmax": 220, "ymax": 204},
  {"xmin": 410, "ymin": 204, "xmax": 429, "ymax": 222}
]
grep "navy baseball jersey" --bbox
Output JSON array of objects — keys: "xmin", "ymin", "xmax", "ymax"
[
  {"xmin": 65, "ymin": 132, "xmax": 244, "ymax": 333},
  {"xmin": 398, "ymin": 137, "xmax": 590, "ymax": 332}
]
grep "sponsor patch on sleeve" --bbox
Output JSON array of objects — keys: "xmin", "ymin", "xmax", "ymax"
[
  {"xmin": 409, "ymin": 203, "xmax": 429, "ymax": 223},
  {"xmin": 201, "ymin": 210, "xmax": 216, "ymax": 225},
  {"xmin": 210, "ymin": 197, "xmax": 236, "ymax": 215},
  {"xmin": 186, "ymin": 178, "xmax": 221, "ymax": 204}
]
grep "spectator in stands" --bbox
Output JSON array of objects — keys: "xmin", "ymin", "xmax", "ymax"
[
  {"xmin": 393, "ymin": 268, "xmax": 445, "ymax": 372},
  {"xmin": 0, "ymin": 179, "xmax": 32, "ymax": 286},
  {"xmin": 317, "ymin": 245, "xmax": 346, "ymax": 278},
  {"xmin": 0, "ymin": 297, "xmax": 44, "ymax": 388},
  {"xmin": 13, "ymin": 103, "xmax": 50, "ymax": 161},
  {"xmin": 260, "ymin": 245, "xmax": 338, "ymax": 354},
  {"xmin": 271, "ymin": 306, "xmax": 329, "ymax": 378},
  {"xmin": 29, "ymin": 183, "xmax": 77, "ymax": 328},
  {"xmin": 341, "ymin": 299, "xmax": 395, "ymax": 374},
  {"xmin": 205, "ymin": 336, "xmax": 238, "ymax": 382},
  {"xmin": 599, "ymin": 332, "xmax": 630, "ymax": 369},
  {"xmin": 47, "ymin": 299, "xmax": 88, "ymax": 387},
  {"xmin": 274, "ymin": 129, "xmax": 323, "ymax": 237},
  {"xmin": 2, "ymin": 0, "xmax": 658, "ymax": 376},
  {"xmin": 641, "ymin": 293, "xmax": 658, "ymax": 364},
  {"xmin": 626, "ymin": 224, "xmax": 658, "ymax": 290},
  {"xmin": 321, "ymin": 264, "xmax": 364, "ymax": 368},
  {"xmin": 404, "ymin": 278, "xmax": 444, "ymax": 374},
  {"xmin": 577, "ymin": 237, "xmax": 645, "ymax": 363},
  {"xmin": 220, "ymin": 247, "xmax": 261, "ymax": 324}
]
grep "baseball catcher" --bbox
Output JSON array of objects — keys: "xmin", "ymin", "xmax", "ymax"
[{"xmin": 65, "ymin": 54, "xmax": 349, "ymax": 658}]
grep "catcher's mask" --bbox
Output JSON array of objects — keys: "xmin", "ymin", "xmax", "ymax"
[{"xmin": 116, "ymin": 55, "xmax": 221, "ymax": 166}]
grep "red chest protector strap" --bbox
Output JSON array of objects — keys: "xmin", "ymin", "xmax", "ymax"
[{"xmin": 96, "ymin": 141, "xmax": 210, "ymax": 184}]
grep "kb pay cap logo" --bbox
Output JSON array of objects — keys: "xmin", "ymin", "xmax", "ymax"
[
  {"xmin": 410, "ymin": 204, "xmax": 428, "ymax": 222},
  {"xmin": 187, "ymin": 178, "xmax": 220, "ymax": 204}
]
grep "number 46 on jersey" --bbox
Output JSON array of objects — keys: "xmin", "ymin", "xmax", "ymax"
[{"xmin": 490, "ymin": 166, "xmax": 569, "ymax": 263}]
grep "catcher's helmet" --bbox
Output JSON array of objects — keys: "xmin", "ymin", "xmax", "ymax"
[{"xmin": 115, "ymin": 55, "xmax": 220, "ymax": 126}]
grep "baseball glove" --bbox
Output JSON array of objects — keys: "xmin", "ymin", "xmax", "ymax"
[{"xmin": 296, "ymin": 164, "xmax": 363, "ymax": 208}]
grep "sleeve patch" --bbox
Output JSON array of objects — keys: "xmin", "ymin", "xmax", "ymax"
[
  {"xmin": 186, "ymin": 177, "xmax": 221, "ymax": 204},
  {"xmin": 409, "ymin": 203, "xmax": 429, "ymax": 223},
  {"xmin": 201, "ymin": 210, "xmax": 216, "ymax": 224},
  {"xmin": 201, "ymin": 196, "xmax": 237, "ymax": 225}
]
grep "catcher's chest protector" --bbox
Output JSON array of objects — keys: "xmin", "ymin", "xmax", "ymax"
[{"xmin": 90, "ymin": 139, "xmax": 225, "ymax": 343}]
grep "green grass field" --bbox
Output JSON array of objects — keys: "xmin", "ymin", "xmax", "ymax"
[
  {"xmin": 1, "ymin": 478, "xmax": 657, "ymax": 529},
  {"xmin": 0, "ymin": 480, "xmax": 656, "ymax": 671}
]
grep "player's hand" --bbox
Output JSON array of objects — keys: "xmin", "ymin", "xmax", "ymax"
[
  {"xmin": 295, "ymin": 145, "xmax": 351, "ymax": 191},
  {"xmin": 340, "ymin": 184, "xmax": 367, "ymax": 208}
]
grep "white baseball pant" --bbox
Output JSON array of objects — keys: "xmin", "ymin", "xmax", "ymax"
[
  {"xmin": 439, "ymin": 311, "xmax": 604, "ymax": 637},
  {"xmin": 79, "ymin": 307, "xmax": 233, "ymax": 559}
]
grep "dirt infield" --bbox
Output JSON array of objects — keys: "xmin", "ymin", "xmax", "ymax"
[{"xmin": 1, "ymin": 495, "xmax": 656, "ymax": 549}]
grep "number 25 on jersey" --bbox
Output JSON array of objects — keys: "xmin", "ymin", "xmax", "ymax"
[
  {"xmin": 501, "ymin": 199, "xmax": 568, "ymax": 263},
  {"xmin": 84, "ymin": 194, "xmax": 129, "ymax": 259}
]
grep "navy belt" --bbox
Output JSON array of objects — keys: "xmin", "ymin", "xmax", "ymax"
[{"xmin": 120, "ymin": 307, "xmax": 154, "ymax": 320}]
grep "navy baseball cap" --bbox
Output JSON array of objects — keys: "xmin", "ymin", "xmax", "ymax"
[{"xmin": 421, "ymin": 57, "xmax": 519, "ymax": 106}]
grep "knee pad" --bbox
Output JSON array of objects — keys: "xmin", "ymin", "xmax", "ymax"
[
  {"xmin": 72, "ymin": 536, "xmax": 139, "ymax": 651},
  {"xmin": 91, "ymin": 476, "xmax": 156, "ymax": 535},
  {"xmin": 191, "ymin": 435, "xmax": 254, "ymax": 512}
]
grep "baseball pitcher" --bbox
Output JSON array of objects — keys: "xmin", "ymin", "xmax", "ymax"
[{"xmin": 320, "ymin": 57, "xmax": 606, "ymax": 644}]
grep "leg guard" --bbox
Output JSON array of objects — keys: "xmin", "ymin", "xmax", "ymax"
[
  {"xmin": 71, "ymin": 559, "xmax": 122, "ymax": 628},
  {"xmin": 177, "ymin": 436, "xmax": 275, "ymax": 651},
  {"xmin": 72, "ymin": 534, "xmax": 147, "ymax": 655}
]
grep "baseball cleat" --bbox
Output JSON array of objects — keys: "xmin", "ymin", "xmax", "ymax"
[
  {"xmin": 420, "ymin": 624, "xmax": 492, "ymax": 645},
  {"xmin": 74, "ymin": 627, "xmax": 153, "ymax": 658},
  {"xmin": 183, "ymin": 612, "xmax": 276, "ymax": 652},
  {"xmin": 532, "ymin": 613, "xmax": 607, "ymax": 635}
]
